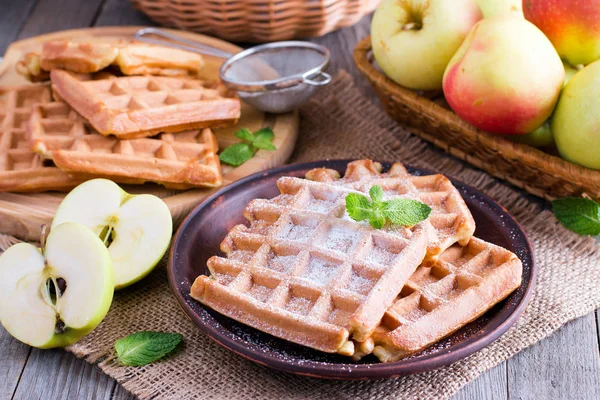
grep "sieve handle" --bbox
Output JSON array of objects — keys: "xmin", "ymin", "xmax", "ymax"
[
  {"xmin": 134, "ymin": 27, "xmax": 233, "ymax": 59},
  {"xmin": 302, "ymin": 71, "xmax": 332, "ymax": 86}
]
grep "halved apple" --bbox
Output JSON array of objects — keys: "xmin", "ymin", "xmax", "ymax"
[
  {"xmin": 51, "ymin": 179, "xmax": 173, "ymax": 289},
  {"xmin": 0, "ymin": 223, "xmax": 113, "ymax": 348}
]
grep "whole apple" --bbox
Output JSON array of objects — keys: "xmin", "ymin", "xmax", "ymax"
[
  {"xmin": 524, "ymin": 0, "xmax": 600, "ymax": 66},
  {"xmin": 371, "ymin": 0, "xmax": 482, "ymax": 91},
  {"xmin": 552, "ymin": 60, "xmax": 600, "ymax": 170},
  {"xmin": 443, "ymin": 0, "xmax": 564, "ymax": 135}
]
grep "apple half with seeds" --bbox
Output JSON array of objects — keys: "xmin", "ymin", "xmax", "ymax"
[
  {"xmin": 51, "ymin": 179, "xmax": 173, "ymax": 290},
  {"xmin": 0, "ymin": 223, "xmax": 113, "ymax": 348}
]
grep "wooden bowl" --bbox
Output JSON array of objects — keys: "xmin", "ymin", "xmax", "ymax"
[
  {"xmin": 167, "ymin": 160, "xmax": 535, "ymax": 379},
  {"xmin": 353, "ymin": 36, "xmax": 600, "ymax": 202}
]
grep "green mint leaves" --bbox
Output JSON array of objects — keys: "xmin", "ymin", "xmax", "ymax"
[
  {"xmin": 115, "ymin": 331, "xmax": 183, "ymax": 367},
  {"xmin": 219, "ymin": 127, "xmax": 277, "ymax": 167},
  {"xmin": 346, "ymin": 185, "xmax": 432, "ymax": 229},
  {"xmin": 552, "ymin": 197, "xmax": 600, "ymax": 236}
]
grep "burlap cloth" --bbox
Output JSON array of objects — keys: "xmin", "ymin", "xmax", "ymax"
[{"xmin": 1, "ymin": 71, "xmax": 599, "ymax": 399}]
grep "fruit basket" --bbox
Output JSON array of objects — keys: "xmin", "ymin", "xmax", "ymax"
[
  {"xmin": 354, "ymin": 36, "xmax": 600, "ymax": 202},
  {"xmin": 130, "ymin": 0, "xmax": 380, "ymax": 43}
]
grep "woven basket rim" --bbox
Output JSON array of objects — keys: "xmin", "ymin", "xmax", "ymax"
[{"xmin": 353, "ymin": 36, "xmax": 600, "ymax": 192}]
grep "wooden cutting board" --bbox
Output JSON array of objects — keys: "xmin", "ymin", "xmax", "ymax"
[{"xmin": 0, "ymin": 26, "xmax": 299, "ymax": 241}]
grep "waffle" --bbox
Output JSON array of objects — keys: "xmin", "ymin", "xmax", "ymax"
[
  {"xmin": 114, "ymin": 43, "xmax": 205, "ymax": 76},
  {"xmin": 191, "ymin": 172, "xmax": 433, "ymax": 354},
  {"xmin": 40, "ymin": 40, "xmax": 120, "ymax": 73},
  {"xmin": 29, "ymin": 100, "xmax": 222, "ymax": 189},
  {"xmin": 306, "ymin": 160, "xmax": 476, "ymax": 265},
  {"xmin": 352, "ymin": 237, "xmax": 523, "ymax": 362},
  {"xmin": 51, "ymin": 69, "xmax": 240, "ymax": 139},
  {"xmin": 0, "ymin": 84, "xmax": 82, "ymax": 192},
  {"xmin": 18, "ymin": 40, "xmax": 205, "ymax": 80}
]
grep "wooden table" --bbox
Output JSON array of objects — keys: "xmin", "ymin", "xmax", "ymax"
[{"xmin": 1, "ymin": 1, "xmax": 599, "ymax": 399}]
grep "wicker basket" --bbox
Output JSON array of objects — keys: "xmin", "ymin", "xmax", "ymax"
[
  {"xmin": 354, "ymin": 36, "xmax": 600, "ymax": 202},
  {"xmin": 131, "ymin": 0, "xmax": 380, "ymax": 43}
]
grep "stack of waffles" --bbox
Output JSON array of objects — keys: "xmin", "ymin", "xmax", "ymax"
[
  {"xmin": 1, "ymin": 40, "xmax": 241, "ymax": 192},
  {"xmin": 190, "ymin": 160, "xmax": 523, "ymax": 363}
]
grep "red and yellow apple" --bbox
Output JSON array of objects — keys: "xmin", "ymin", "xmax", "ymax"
[
  {"xmin": 442, "ymin": 0, "xmax": 564, "ymax": 135},
  {"xmin": 523, "ymin": 0, "xmax": 600, "ymax": 66},
  {"xmin": 371, "ymin": 0, "xmax": 482, "ymax": 91}
]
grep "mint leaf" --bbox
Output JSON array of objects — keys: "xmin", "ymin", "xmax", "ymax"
[
  {"xmin": 346, "ymin": 193, "xmax": 373, "ymax": 221},
  {"xmin": 369, "ymin": 210, "xmax": 386, "ymax": 229},
  {"xmin": 383, "ymin": 198, "xmax": 432, "ymax": 226},
  {"xmin": 115, "ymin": 331, "xmax": 182, "ymax": 367},
  {"xmin": 253, "ymin": 137, "xmax": 277, "ymax": 151},
  {"xmin": 234, "ymin": 128, "xmax": 254, "ymax": 142},
  {"xmin": 552, "ymin": 197, "xmax": 600, "ymax": 236},
  {"xmin": 253, "ymin": 127, "xmax": 274, "ymax": 142},
  {"xmin": 219, "ymin": 143, "xmax": 255, "ymax": 166},
  {"xmin": 369, "ymin": 185, "xmax": 384, "ymax": 205}
]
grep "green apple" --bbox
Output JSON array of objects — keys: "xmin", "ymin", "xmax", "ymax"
[
  {"xmin": 371, "ymin": 0, "xmax": 482, "ymax": 91},
  {"xmin": 0, "ymin": 223, "xmax": 113, "ymax": 348},
  {"xmin": 509, "ymin": 121, "xmax": 554, "ymax": 147},
  {"xmin": 552, "ymin": 60, "xmax": 600, "ymax": 170},
  {"xmin": 52, "ymin": 179, "xmax": 173, "ymax": 289}
]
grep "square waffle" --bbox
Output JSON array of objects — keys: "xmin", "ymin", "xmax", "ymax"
[
  {"xmin": 0, "ymin": 83, "xmax": 82, "ymax": 192},
  {"xmin": 191, "ymin": 169, "xmax": 433, "ymax": 355},
  {"xmin": 50, "ymin": 69, "xmax": 240, "ymax": 139},
  {"xmin": 306, "ymin": 160, "xmax": 476, "ymax": 265},
  {"xmin": 352, "ymin": 237, "xmax": 522, "ymax": 363},
  {"xmin": 29, "ymin": 100, "xmax": 222, "ymax": 189}
]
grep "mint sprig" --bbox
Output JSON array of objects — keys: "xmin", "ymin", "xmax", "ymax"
[
  {"xmin": 346, "ymin": 185, "xmax": 432, "ymax": 229},
  {"xmin": 115, "ymin": 331, "xmax": 183, "ymax": 367},
  {"xmin": 552, "ymin": 197, "xmax": 600, "ymax": 236},
  {"xmin": 219, "ymin": 127, "xmax": 277, "ymax": 167}
]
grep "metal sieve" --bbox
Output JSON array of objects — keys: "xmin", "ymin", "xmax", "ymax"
[{"xmin": 134, "ymin": 28, "xmax": 332, "ymax": 113}]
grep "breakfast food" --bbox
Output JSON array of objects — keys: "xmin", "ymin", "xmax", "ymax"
[
  {"xmin": 307, "ymin": 160, "xmax": 476, "ymax": 265},
  {"xmin": 190, "ymin": 160, "xmax": 522, "ymax": 362},
  {"xmin": 0, "ymin": 83, "xmax": 82, "ymax": 192},
  {"xmin": 191, "ymin": 163, "xmax": 436, "ymax": 354},
  {"xmin": 16, "ymin": 39, "xmax": 206, "ymax": 81},
  {"xmin": 40, "ymin": 40, "xmax": 119, "ymax": 73},
  {"xmin": 353, "ymin": 237, "xmax": 523, "ymax": 362},
  {"xmin": 50, "ymin": 69, "xmax": 240, "ymax": 139},
  {"xmin": 29, "ymin": 100, "xmax": 223, "ymax": 188}
]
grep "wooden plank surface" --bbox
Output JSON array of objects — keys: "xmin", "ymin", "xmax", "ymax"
[
  {"xmin": 0, "ymin": 0, "xmax": 38, "ymax": 53},
  {"xmin": 0, "ymin": 1, "xmax": 599, "ymax": 399}
]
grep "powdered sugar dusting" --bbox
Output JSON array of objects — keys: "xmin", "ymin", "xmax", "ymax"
[
  {"xmin": 321, "ymin": 225, "xmax": 360, "ymax": 253},
  {"xmin": 285, "ymin": 296, "xmax": 314, "ymax": 315},
  {"xmin": 347, "ymin": 273, "xmax": 375, "ymax": 295},
  {"xmin": 303, "ymin": 257, "xmax": 339, "ymax": 285},
  {"xmin": 229, "ymin": 250, "xmax": 254, "ymax": 263},
  {"xmin": 367, "ymin": 246, "xmax": 396, "ymax": 266},
  {"xmin": 309, "ymin": 197, "xmax": 336, "ymax": 214},
  {"xmin": 267, "ymin": 254, "xmax": 296, "ymax": 273},
  {"xmin": 248, "ymin": 283, "xmax": 272, "ymax": 302}
]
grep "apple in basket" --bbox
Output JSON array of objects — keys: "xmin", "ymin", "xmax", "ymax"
[
  {"xmin": 442, "ymin": 0, "xmax": 564, "ymax": 135},
  {"xmin": 524, "ymin": 0, "xmax": 600, "ymax": 66},
  {"xmin": 552, "ymin": 60, "xmax": 600, "ymax": 170},
  {"xmin": 0, "ymin": 223, "xmax": 113, "ymax": 348},
  {"xmin": 370, "ymin": 0, "xmax": 482, "ymax": 91}
]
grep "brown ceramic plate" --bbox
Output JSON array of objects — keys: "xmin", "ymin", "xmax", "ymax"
[{"xmin": 168, "ymin": 160, "xmax": 535, "ymax": 379}]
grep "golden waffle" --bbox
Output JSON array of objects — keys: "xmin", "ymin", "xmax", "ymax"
[
  {"xmin": 17, "ymin": 40, "xmax": 205, "ymax": 80},
  {"xmin": 51, "ymin": 69, "xmax": 240, "ymax": 139},
  {"xmin": 191, "ymin": 169, "xmax": 433, "ymax": 355},
  {"xmin": 0, "ymin": 84, "xmax": 82, "ymax": 192},
  {"xmin": 40, "ymin": 40, "xmax": 120, "ymax": 73},
  {"xmin": 114, "ymin": 43, "xmax": 205, "ymax": 76},
  {"xmin": 306, "ymin": 160, "xmax": 476, "ymax": 265},
  {"xmin": 29, "ymin": 100, "xmax": 222, "ymax": 189},
  {"xmin": 352, "ymin": 237, "xmax": 522, "ymax": 363}
]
